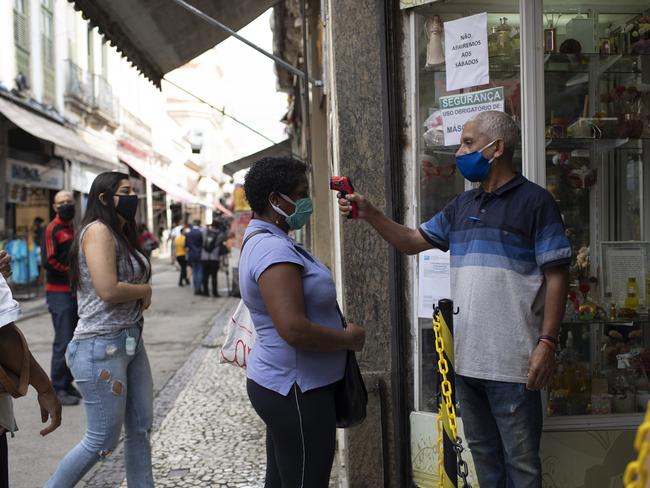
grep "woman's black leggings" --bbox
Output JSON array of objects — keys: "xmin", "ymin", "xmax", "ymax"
[
  {"xmin": 247, "ymin": 379, "xmax": 337, "ymax": 488},
  {"xmin": 1, "ymin": 432, "xmax": 8, "ymax": 488}
]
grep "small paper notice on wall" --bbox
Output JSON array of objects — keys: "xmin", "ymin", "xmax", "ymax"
[
  {"xmin": 444, "ymin": 13, "xmax": 489, "ymax": 91},
  {"xmin": 418, "ymin": 249, "xmax": 451, "ymax": 318}
]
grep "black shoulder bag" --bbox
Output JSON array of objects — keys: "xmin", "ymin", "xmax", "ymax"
[
  {"xmin": 334, "ymin": 304, "xmax": 368, "ymax": 428},
  {"xmin": 293, "ymin": 241, "xmax": 368, "ymax": 428}
]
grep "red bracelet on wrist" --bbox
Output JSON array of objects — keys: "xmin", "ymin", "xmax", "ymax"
[{"xmin": 538, "ymin": 338, "xmax": 557, "ymax": 352}]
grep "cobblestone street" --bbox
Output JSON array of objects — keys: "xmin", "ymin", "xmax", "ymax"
[
  {"xmin": 146, "ymin": 348, "xmax": 266, "ymax": 488},
  {"xmin": 81, "ymin": 295, "xmax": 271, "ymax": 488}
]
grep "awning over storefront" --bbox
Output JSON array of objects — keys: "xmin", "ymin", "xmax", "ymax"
[
  {"xmin": 67, "ymin": 0, "xmax": 279, "ymax": 87},
  {"xmin": 0, "ymin": 96, "xmax": 117, "ymax": 169},
  {"xmin": 222, "ymin": 139, "xmax": 291, "ymax": 176},
  {"xmin": 120, "ymin": 152, "xmax": 197, "ymax": 204}
]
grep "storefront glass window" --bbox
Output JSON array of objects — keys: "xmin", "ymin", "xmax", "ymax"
[
  {"xmin": 542, "ymin": 1, "xmax": 650, "ymax": 425},
  {"xmin": 412, "ymin": 2, "xmax": 521, "ymax": 412}
]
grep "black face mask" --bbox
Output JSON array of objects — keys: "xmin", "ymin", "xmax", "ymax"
[
  {"xmin": 57, "ymin": 204, "xmax": 75, "ymax": 221},
  {"xmin": 115, "ymin": 195, "xmax": 139, "ymax": 221}
]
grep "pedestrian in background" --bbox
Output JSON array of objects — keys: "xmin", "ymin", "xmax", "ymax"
[
  {"xmin": 168, "ymin": 219, "xmax": 183, "ymax": 265},
  {"xmin": 338, "ymin": 111, "xmax": 571, "ymax": 487},
  {"xmin": 185, "ymin": 220, "xmax": 204, "ymax": 296},
  {"xmin": 44, "ymin": 191, "xmax": 80, "ymax": 406},
  {"xmin": 201, "ymin": 222, "xmax": 223, "ymax": 297},
  {"xmin": 240, "ymin": 157, "xmax": 366, "ymax": 487},
  {"xmin": 33, "ymin": 217, "xmax": 45, "ymax": 250},
  {"xmin": 137, "ymin": 223, "xmax": 159, "ymax": 259},
  {"xmin": 175, "ymin": 224, "xmax": 190, "ymax": 287},
  {"xmin": 46, "ymin": 172, "xmax": 154, "ymax": 488},
  {"xmin": 32, "ymin": 217, "xmax": 45, "ymax": 286}
]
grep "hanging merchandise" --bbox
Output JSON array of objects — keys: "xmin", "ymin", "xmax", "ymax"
[
  {"xmin": 4, "ymin": 239, "xmax": 41, "ymax": 287},
  {"xmin": 566, "ymin": 165, "xmax": 597, "ymax": 190},
  {"xmin": 423, "ymin": 110, "xmax": 444, "ymax": 147},
  {"xmin": 421, "ymin": 154, "xmax": 455, "ymax": 183},
  {"xmin": 424, "ymin": 15, "xmax": 445, "ymax": 69},
  {"xmin": 494, "ymin": 17, "xmax": 514, "ymax": 63},
  {"xmin": 544, "ymin": 13, "xmax": 562, "ymax": 53}
]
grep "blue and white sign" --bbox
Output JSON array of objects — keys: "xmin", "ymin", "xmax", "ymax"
[{"xmin": 439, "ymin": 87, "xmax": 505, "ymax": 146}]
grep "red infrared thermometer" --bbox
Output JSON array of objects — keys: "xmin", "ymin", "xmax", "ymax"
[{"xmin": 330, "ymin": 176, "xmax": 359, "ymax": 219}]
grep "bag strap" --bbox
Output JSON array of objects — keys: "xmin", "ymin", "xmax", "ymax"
[
  {"xmin": 242, "ymin": 228, "xmax": 348, "ymax": 330},
  {"xmin": 241, "ymin": 229, "xmax": 272, "ymax": 252},
  {"xmin": 0, "ymin": 326, "xmax": 31, "ymax": 398},
  {"xmin": 336, "ymin": 303, "xmax": 348, "ymax": 330}
]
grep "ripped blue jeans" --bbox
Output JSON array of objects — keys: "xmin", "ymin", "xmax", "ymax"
[
  {"xmin": 45, "ymin": 327, "xmax": 154, "ymax": 488},
  {"xmin": 455, "ymin": 374, "xmax": 542, "ymax": 488}
]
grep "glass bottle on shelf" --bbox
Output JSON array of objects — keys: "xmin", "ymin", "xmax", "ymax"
[
  {"xmin": 605, "ymin": 292, "xmax": 616, "ymax": 321},
  {"xmin": 549, "ymin": 331, "xmax": 591, "ymax": 416},
  {"xmin": 625, "ymin": 277, "xmax": 639, "ymax": 310},
  {"xmin": 612, "ymin": 353, "xmax": 636, "ymax": 414}
]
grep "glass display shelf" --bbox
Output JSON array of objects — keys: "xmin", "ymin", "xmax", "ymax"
[
  {"xmin": 545, "ymin": 53, "xmax": 650, "ymax": 76},
  {"xmin": 545, "ymin": 316, "xmax": 650, "ymax": 431},
  {"xmin": 545, "ymin": 138, "xmax": 645, "ymax": 151}
]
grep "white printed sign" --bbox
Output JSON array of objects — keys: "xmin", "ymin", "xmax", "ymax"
[
  {"xmin": 418, "ymin": 249, "xmax": 451, "ymax": 318},
  {"xmin": 444, "ymin": 13, "xmax": 489, "ymax": 91},
  {"xmin": 440, "ymin": 87, "xmax": 505, "ymax": 146}
]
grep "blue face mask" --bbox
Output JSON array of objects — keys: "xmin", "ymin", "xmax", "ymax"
[
  {"xmin": 270, "ymin": 193, "xmax": 313, "ymax": 230},
  {"xmin": 455, "ymin": 139, "xmax": 498, "ymax": 182}
]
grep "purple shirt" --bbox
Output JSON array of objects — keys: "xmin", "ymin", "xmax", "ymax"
[{"xmin": 239, "ymin": 219, "xmax": 346, "ymax": 396}]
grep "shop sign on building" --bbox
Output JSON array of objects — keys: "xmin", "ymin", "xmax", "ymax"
[
  {"xmin": 439, "ymin": 86, "xmax": 504, "ymax": 146},
  {"xmin": 7, "ymin": 159, "xmax": 64, "ymax": 190},
  {"xmin": 444, "ymin": 13, "xmax": 489, "ymax": 91},
  {"xmin": 71, "ymin": 161, "xmax": 100, "ymax": 194}
]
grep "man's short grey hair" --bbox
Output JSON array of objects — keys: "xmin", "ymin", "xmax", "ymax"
[{"xmin": 469, "ymin": 111, "xmax": 520, "ymax": 155}]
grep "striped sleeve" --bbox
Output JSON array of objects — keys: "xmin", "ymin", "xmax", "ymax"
[
  {"xmin": 418, "ymin": 198, "xmax": 456, "ymax": 252},
  {"xmin": 534, "ymin": 194, "xmax": 572, "ymax": 269}
]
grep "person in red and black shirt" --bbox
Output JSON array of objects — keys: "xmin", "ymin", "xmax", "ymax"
[{"xmin": 44, "ymin": 191, "xmax": 80, "ymax": 406}]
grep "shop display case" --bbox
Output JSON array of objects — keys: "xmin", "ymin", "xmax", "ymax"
[{"xmin": 542, "ymin": 4, "xmax": 650, "ymax": 430}]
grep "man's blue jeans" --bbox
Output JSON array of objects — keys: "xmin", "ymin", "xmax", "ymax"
[
  {"xmin": 45, "ymin": 326, "xmax": 154, "ymax": 488},
  {"xmin": 46, "ymin": 291, "xmax": 78, "ymax": 392},
  {"xmin": 455, "ymin": 374, "xmax": 542, "ymax": 488},
  {"xmin": 189, "ymin": 259, "xmax": 203, "ymax": 293}
]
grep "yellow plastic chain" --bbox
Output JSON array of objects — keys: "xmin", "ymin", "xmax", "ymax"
[
  {"xmin": 433, "ymin": 310, "xmax": 459, "ymax": 440},
  {"xmin": 624, "ymin": 404, "xmax": 650, "ymax": 488}
]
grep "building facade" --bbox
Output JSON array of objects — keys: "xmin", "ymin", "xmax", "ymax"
[
  {"xmin": 0, "ymin": 0, "xmax": 230, "ymax": 272},
  {"xmin": 314, "ymin": 0, "xmax": 650, "ymax": 486}
]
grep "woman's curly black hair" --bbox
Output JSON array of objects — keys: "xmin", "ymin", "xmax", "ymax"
[{"xmin": 244, "ymin": 156, "xmax": 308, "ymax": 214}]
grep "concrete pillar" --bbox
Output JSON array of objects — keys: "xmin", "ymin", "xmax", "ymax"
[{"xmin": 329, "ymin": 0, "xmax": 397, "ymax": 485}]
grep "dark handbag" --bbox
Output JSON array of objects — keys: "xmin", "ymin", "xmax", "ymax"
[{"xmin": 334, "ymin": 305, "xmax": 368, "ymax": 428}]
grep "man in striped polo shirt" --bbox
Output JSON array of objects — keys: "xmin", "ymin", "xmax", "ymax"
[
  {"xmin": 44, "ymin": 190, "xmax": 80, "ymax": 406},
  {"xmin": 338, "ymin": 111, "xmax": 571, "ymax": 487}
]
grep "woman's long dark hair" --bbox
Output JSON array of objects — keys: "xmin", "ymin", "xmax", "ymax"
[{"xmin": 69, "ymin": 172, "xmax": 151, "ymax": 290}]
